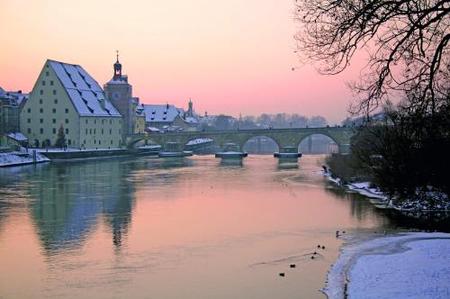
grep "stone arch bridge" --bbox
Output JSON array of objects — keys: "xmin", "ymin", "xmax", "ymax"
[{"xmin": 127, "ymin": 127, "xmax": 354, "ymax": 154}]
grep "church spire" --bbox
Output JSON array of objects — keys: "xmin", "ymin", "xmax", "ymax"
[{"xmin": 113, "ymin": 50, "xmax": 122, "ymax": 80}]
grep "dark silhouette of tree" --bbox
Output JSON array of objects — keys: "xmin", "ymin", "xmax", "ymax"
[
  {"xmin": 294, "ymin": 0, "xmax": 450, "ymax": 115},
  {"xmin": 55, "ymin": 124, "xmax": 66, "ymax": 148}
]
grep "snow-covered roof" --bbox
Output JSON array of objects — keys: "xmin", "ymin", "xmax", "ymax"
[
  {"xmin": 143, "ymin": 104, "xmax": 182, "ymax": 123},
  {"xmin": 7, "ymin": 132, "xmax": 28, "ymax": 142},
  {"xmin": 48, "ymin": 60, "xmax": 121, "ymax": 117},
  {"xmin": 0, "ymin": 89, "xmax": 28, "ymax": 106},
  {"xmin": 184, "ymin": 116, "xmax": 199, "ymax": 124}
]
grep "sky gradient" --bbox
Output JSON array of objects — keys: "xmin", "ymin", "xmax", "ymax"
[{"xmin": 0, "ymin": 0, "xmax": 364, "ymax": 124}]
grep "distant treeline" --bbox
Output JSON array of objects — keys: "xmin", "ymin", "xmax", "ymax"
[{"xmin": 201, "ymin": 113, "xmax": 328, "ymax": 131}]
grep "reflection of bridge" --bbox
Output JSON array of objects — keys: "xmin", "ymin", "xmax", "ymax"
[{"xmin": 128, "ymin": 127, "xmax": 354, "ymax": 154}]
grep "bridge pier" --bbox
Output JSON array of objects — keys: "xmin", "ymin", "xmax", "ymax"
[{"xmin": 274, "ymin": 146, "xmax": 302, "ymax": 163}]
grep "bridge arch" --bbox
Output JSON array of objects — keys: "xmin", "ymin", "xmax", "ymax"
[
  {"xmin": 242, "ymin": 136, "xmax": 280, "ymax": 154},
  {"xmin": 297, "ymin": 132, "xmax": 339, "ymax": 154},
  {"xmin": 126, "ymin": 134, "xmax": 162, "ymax": 149}
]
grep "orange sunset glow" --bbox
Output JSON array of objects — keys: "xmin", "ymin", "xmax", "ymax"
[{"xmin": 0, "ymin": 0, "xmax": 364, "ymax": 123}]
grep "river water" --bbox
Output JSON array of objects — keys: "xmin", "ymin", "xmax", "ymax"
[{"xmin": 0, "ymin": 155, "xmax": 402, "ymax": 298}]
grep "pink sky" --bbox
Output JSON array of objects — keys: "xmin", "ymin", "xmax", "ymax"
[{"xmin": 0, "ymin": 0, "xmax": 364, "ymax": 124}]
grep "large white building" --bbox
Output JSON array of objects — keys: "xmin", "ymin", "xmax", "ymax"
[{"xmin": 20, "ymin": 59, "xmax": 123, "ymax": 148}]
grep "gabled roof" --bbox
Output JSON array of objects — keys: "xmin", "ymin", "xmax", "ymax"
[
  {"xmin": 47, "ymin": 60, "xmax": 121, "ymax": 117},
  {"xmin": 143, "ymin": 104, "xmax": 183, "ymax": 123}
]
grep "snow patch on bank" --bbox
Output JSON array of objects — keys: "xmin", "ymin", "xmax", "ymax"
[
  {"xmin": 0, "ymin": 151, "xmax": 49, "ymax": 167},
  {"xmin": 324, "ymin": 232, "xmax": 450, "ymax": 299},
  {"xmin": 322, "ymin": 170, "xmax": 449, "ymax": 211}
]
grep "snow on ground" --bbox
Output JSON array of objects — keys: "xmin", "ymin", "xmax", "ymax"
[
  {"xmin": 34, "ymin": 147, "xmax": 124, "ymax": 153},
  {"xmin": 324, "ymin": 232, "xmax": 450, "ymax": 299},
  {"xmin": 137, "ymin": 145, "xmax": 161, "ymax": 149},
  {"xmin": 0, "ymin": 151, "xmax": 49, "ymax": 167},
  {"xmin": 323, "ymin": 171, "xmax": 449, "ymax": 211}
]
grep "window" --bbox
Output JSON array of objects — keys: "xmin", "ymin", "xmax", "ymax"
[
  {"xmin": 109, "ymin": 129, "xmax": 112, "ymax": 134},
  {"xmin": 68, "ymin": 139, "xmax": 71, "ymax": 145},
  {"xmin": 42, "ymin": 80, "xmax": 46, "ymax": 86},
  {"xmin": 53, "ymin": 90, "xmax": 56, "ymax": 95},
  {"xmin": 65, "ymin": 108, "xmax": 69, "ymax": 113},
  {"xmin": 40, "ymin": 108, "xmax": 43, "ymax": 113},
  {"xmin": 45, "ymin": 71, "xmax": 49, "ymax": 76},
  {"xmin": 40, "ymin": 119, "xmax": 43, "ymax": 124},
  {"xmin": 39, "ymin": 90, "xmax": 43, "ymax": 95},
  {"xmin": 40, "ymin": 128, "xmax": 43, "ymax": 134},
  {"xmin": 27, "ymin": 118, "xmax": 31, "ymax": 123},
  {"xmin": 99, "ymin": 140, "xmax": 101, "ymax": 145},
  {"xmin": 102, "ymin": 119, "xmax": 105, "ymax": 124},
  {"xmin": 65, "ymin": 128, "xmax": 69, "ymax": 134},
  {"xmin": 53, "ymin": 128, "xmax": 56, "ymax": 134},
  {"xmin": 39, "ymin": 99, "xmax": 43, "ymax": 104},
  {"xmin": 50, "ymin": 81, "xmax": 54, "ymax": 86},
  {"xmin": 111, "ymin": 140, "xmax": 113, "ymax": 145},
  {"xmin": 54, "ymin": 99, "xmax": 58, "ymax": 104},
  {"xmin": 94, "ymin": 129, "xmax": 96, "ymax": 134},
  {"xmin": 94, "ymin": 119, "xmax": 96, "ymax": 124},
  {"xmin": 101, "ymin": 129, "xmax": 104, "ymax": 134},
  {"xmin": 94, "ymin": 139, "xmax": 96, "ymax": 144},
  {"xmin": 86, "ymin": 129, "xmax": 88, "ymax": 134},
  {"xmin": 109, "ymin": 119, "xmax": 112, "ymax": 124},
  {"xmin": 27, "ymin": 108, "xmax": 31, "ymax": 113},
  {"xmin": 65, "ymin": 119, "xmax": 69, "ymax": 124},
  {"xmin": 52, "ymin": 119, "xmax": 56, "ymax": 124},
  {"xmin": 27, "ymin": 128, "xmax": 31, "ymax": 134},
  {"xmin": 86, "ymin": 119, "xmax": 88, "ymax": 124}
]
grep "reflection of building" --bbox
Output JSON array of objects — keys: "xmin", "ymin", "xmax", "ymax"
[
  {"xmin": 0, "ymin": 87, "xmax": 28, "ymax": 146},
  {"xmin": 20, "ymin": 59, "xmax": 123, "ymax": 148},
  {"xmin": 28, "ymin": 161, "xmax": 135, "ymax": 253}
]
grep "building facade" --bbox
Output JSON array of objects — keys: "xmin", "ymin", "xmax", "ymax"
[
  {"xmin": 20, "ymin": 59, "xmax": 123, "ymax": 149},
  {"xmin": 0, "ymin": 88, "xmax": 28, "ymax": 146}
]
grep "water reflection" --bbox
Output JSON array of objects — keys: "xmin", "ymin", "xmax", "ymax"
[
  {"xmin": 0, "ymin": 155, "xmax": 445, "ymax": 299},
  {"xmin": 26, "ymin": 161, "xmax": 135, "ymax": 254}
]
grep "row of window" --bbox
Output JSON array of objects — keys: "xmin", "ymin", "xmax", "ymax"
[
  {"xmin": 28, "ymin": 128, "xmax": 69, "ymax": 134},
  {"xmin": 38, "ymin": 99, "xmax": 59, "ymax": 104},
  {"xmin": 41, "ymin": 80, "xmax": 54, "ymax": 86},
  {"xmin": 85, "ymin": 128, "xmax": 118, "ymax": 135},
  {"xmin": 27, "ymin": 108, "xmax": 69, "ymax": 114},
  {"xmin": 27, "ymin": 118, "xmax": 70, "ymax": 124},
  {"xmin": 39, "ymin": 89, "xmax": 57, "ymax": 96},
  {"xmin": 85, "ymin": 118, "xmax": 119, "ymax": 125}
]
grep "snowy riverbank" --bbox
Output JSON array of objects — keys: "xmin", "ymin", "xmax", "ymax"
[
  {"xmin": 323, "ymin": 171, "xmax": 450, "ymax": 212},
  {"xmin": 0, "ymin": 151, "xmax": 50, "ymax": 167},
  {"xmin": 324, "ymin": 232, "xmax": 450, "ymax": 299}
]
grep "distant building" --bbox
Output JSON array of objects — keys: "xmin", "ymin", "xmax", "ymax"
[
  {"xmin": 143, "ymin": 104, "xmax": 186, "ymax": 131},
  {"xmin": 142, "ymin": 99, "xmax": 200, "ymax": 132},
  {"xmin": 0, "ymin": 87, "xmax": 28, "ymax": 146},
  {"xmin": 20, "ymin": 59, "xmax": 123, "ymax": 148}
]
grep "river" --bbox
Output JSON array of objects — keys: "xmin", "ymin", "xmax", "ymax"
[{"xmin": 0, "ymin": 155, "xmax": 411, "ymax": 298}]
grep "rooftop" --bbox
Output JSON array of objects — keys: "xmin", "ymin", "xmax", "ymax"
[{"xmin": 47, "ymin": 59, "xmax": 121, "ymax": 117}]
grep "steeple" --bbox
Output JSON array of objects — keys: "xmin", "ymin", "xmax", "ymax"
[
  {"xmin": 187, "ymin": 98, "xmax": 194, "ymax": 117},
  {"xmin": 113, "ymin": 50, "xmax": 122, "ymax": 80}
]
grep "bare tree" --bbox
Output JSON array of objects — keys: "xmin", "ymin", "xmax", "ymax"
[{"xmin": 294, "ymin": 0, "xmax": 450, "ymax": 115}]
